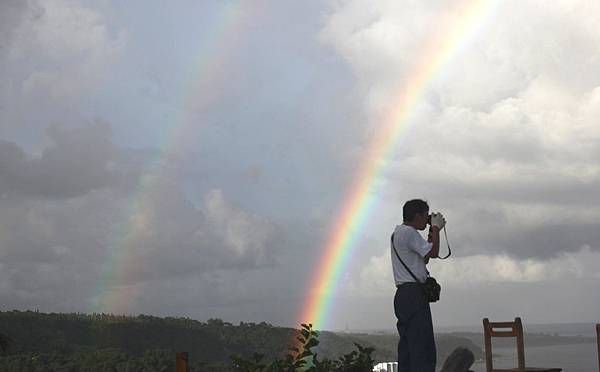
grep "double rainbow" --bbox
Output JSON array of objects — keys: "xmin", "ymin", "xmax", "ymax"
[{"xmin": 297, "ymin": 0, "xmax": 495, "ymax": 329}]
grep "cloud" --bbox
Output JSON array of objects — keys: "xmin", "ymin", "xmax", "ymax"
[
  {"xmin": 2, "ymin": 0, "xmax": 599, "ymax": 327},
  {"xmin": 0, "ymin": 0, "xmax": 29, "ymax": 55},
  {"xmin": 0, "ymin": 0, "xmax": 125, "ymax": 131},
  {"xmin": 321, "ymin": 0, "xmax": 600, "ymax": 261},
  {"xmin": 109, "ymin": 183, "xmax": 283, "ymax": 286},
  {"xmin": 203, "ymin": 189, "xmax": 281, "ymax": 266},
  {"xmin": 379, "ymin": 84, "xmax": 600, "ymax": 258},
  {"xmin": 351, "ymin": 245, "xmax": 600, "ymax": 298},
  {"xmin": 322, "ymin": 1, "xmax": 600, "ymax": 111},
  {"xmin": 0, "ymin": 122, "xmax": 125, "ymax": 198},
  {"xmin": 0, "ymin": 121, "xmax": 284, "ymax": 313}
]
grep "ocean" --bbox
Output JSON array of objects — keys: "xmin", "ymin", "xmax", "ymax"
[
  {"xmin": 437, "ymin": 323, "xmax": 598, "ymax": 372},
  {"xmin": 366, "ymin": 323, "xmax": 598, "ymax": 371},
  {"xmin": 470, "ymin": 343, "xmax": 598, "ymax": 372}
]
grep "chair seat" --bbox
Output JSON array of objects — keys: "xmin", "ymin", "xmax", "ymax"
[{"xmin": 492, "ymin": 368, "xmax": 562, "ymax": 372}]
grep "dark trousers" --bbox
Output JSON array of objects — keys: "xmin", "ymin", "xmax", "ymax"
[{"xmin": 394, "ymin": 283, "xmax": 436, "ymax": 372}]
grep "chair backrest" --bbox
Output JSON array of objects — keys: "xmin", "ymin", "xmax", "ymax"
[{"xmin": 482, "ymin": 317, "xmax": 525, "ymax": 372}]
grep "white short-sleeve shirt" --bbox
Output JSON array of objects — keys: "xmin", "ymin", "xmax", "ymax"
[{"xmin": 391, "ymin": 224, "xmax": 432, "ymax": 285}]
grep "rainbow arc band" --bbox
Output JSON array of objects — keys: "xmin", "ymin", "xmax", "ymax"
[
  {"xmin": 296, "ymin": 0, "xmax": 496, "ymax": 330},
  {"xmin": 92, "ymin": 2, "xmax": 250, "ymax": 314}
]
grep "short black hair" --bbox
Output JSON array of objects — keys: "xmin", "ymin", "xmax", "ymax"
[{"xmin": 403, "ymin": 199, "xmax": 429, "ymax": 222}]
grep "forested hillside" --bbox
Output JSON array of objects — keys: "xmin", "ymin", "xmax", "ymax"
[{"xmin": 0, "ymin": 310, "xmax": 482, "ymax": 371}]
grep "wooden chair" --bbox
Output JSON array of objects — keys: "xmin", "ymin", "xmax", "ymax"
[
  {"xmin": 596, "ymin": 324, "xmax": 599, "ymax": 372},
  {"xmin": 482, "ymin": 317, "xmax": 561, "ymax": 372}
]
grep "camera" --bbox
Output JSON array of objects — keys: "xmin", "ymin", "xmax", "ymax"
[{"xmin": 427, "ymin": 212, "xmax": 440, "ymax": 225}]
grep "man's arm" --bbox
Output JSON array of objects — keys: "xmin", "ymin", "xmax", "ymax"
[
  {"xmin": 425, "ymin": 226, "xmax": 440, "ymax": 259},
  {"xmin": 425, "ymin": 213, "xmax": 446, "ymax": 259}
]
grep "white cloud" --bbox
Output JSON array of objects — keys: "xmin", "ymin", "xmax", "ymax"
[
  {"xmin": 204, "ymin": 189, "xmax": 280, "ymax": 264},
  {"xmin": 322, "ymin": 0, "xmax": 600, "ymax": 111},
  {"xmin": 321, "ymin": 0, "xmax": 600, "ymax": 263},
  {"xmin": 351, "ymin": 246, "xmax": 600, "ymax": 296},
  {"xmin": 0, "ymin": 0, "xmax": 126, "ymax": 127}
]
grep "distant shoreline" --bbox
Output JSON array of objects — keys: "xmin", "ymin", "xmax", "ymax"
[
  {"xmin": 442, "ymin": 331, "xmax": 596, "ymax": 348},
  {"xmin": 353, "ymin": 322, "xmax": 599, "ymax": 339},
  {"xmin": 337, "ymin": 330, "xmax": 595, "ymax": 348}
]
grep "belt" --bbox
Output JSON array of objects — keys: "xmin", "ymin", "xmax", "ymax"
[{"xmin": 396, "ymin": 282, "xmax": 421, "ymax": 288}]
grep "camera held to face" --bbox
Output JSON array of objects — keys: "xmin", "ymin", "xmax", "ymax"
[
  {"xmin": 427, "ymin": 212, "xmax": 446, "ymax": 229},
  {"xmin": 426, "ymin": 213, "xmax": 436, "ymax": 225}
]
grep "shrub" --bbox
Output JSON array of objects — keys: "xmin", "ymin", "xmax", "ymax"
[{"xmin": 231, "ymin": 324, "xmax": 375, "ymax": 372}]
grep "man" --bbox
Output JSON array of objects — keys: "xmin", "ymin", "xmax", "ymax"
[{"xmin": 391, "ymin": 199, "xmax": 446, "ymax": 372}]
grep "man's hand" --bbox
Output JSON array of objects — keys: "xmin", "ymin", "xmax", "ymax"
[{"xmin": 430, "ymin": 212, "xmax": 446, "ymax": 229}]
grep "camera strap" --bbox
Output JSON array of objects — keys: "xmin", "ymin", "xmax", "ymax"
[
  {"xmin": 440, "ymin": 228, "xmax": 451, "ymax": 259},
  {"xmin": 391, "ymin": 233, "xmax": 424, "ymax": 284},
  {"xmin": 427, "ymin": 226, "xmax": 451, "ymax": 259}
]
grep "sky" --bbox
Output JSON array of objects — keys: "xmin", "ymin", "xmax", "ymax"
[{"xmin": 1, "ymin": 0, "xmax": 599, "ymax": 331}]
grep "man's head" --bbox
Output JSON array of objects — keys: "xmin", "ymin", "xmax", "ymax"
[{"xmin": 403, "ymin": 199, "xmax": 429, "ymax": 230}]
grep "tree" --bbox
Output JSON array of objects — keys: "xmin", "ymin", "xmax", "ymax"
[{"xmin": 0, "ymin": 332, "xmax": 12, "ymax": 353}]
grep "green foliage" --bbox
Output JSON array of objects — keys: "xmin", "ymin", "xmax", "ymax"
[
  {"xmin": 0, "ymin": 310, "xmax": 482, "ymax": 371},
  {"xmin": 231, "ymin": 323, "xmax": 375, "ymax": 372},
  {"xmin": 0, "ymin": 310, "xmax": 292, "ymax": 363},
  {"xmin": 0, "ymin": 310, "xmax": 295, "ymax": 371},
  {"xmin": 0, "ymin": 331, "xmax": 13, "ymax": 353}
]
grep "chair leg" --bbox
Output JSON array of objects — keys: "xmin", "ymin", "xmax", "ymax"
[{"xmin": 483, "ymin": 318, "xmax": 493, "ymax": 372}]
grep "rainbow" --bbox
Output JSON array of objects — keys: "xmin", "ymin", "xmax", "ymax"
[
  {"xmin": 297, "ymin": 0, "xmax": 496, "ymax": 330},
  {"xmin": 91, "ymin": 2, "xmax": 250, "ymax": 314}
]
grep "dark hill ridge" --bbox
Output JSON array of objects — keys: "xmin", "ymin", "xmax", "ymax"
[
  {"xmin": 0, "ymin": 310, "xmax": 293, "ymax": 362},
  {"xmin": 0, "ymin": 310, "xmax": 483, "ymax": 368}
]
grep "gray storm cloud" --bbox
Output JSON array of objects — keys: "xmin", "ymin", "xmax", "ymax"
[
  {"xmin": 0, "ymin": 0, "xmax": 125, "ymax": 134},
  {"xmin": 0, "ymin": 123, "xmax": 284, "ymax": 313},
  {"xmin": 0, "ymin": 123, "xmax": 120, "ymax": 198},
  {"xmin": 0, "ymin": 1, "xmax": 28, "ymax": 54}
]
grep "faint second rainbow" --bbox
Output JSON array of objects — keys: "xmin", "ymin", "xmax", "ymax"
[
  {"xmin": 297, "ymin": 0, "xmax": 497, "ymax": 329},
  {"xmin": 92, "ymin": 1, "xmax": 251, "ymax": 314}
]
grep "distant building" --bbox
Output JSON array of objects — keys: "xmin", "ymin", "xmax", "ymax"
[{"xmin": 373, "ymin": 361, "xmax": 398, "ymax": 372}]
